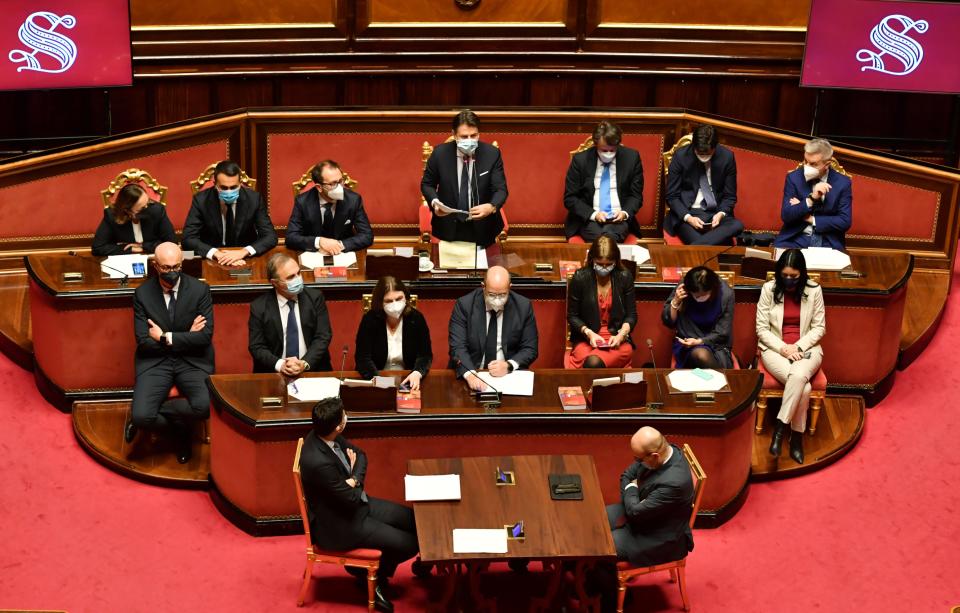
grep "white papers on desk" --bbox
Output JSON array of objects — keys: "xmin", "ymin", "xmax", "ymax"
[
  {"xmin": 404, "ymin": 474, "xmax": 462, "ymax": 501},
  {"xmin": 298, "ymin": 251, "xmax": 358, "ymax": 269},
  {"xmin": 622, "ymin": 371, "xmax": 645, "ymax": 384},
  {"xmin": 394, "ymin": 246, "xmax": 415, "ymax": 258},
  {"xmin": 101, "ymin": 254, "xmax": 149, "ymax": 278},
  {"xmin": 667, "ymin": 369, "xmax": 728, "ymax": 392},
  {"xmin": 438, "ymin": 240, "xmax": 488, "ymax": 270},
  {"xmin": 617, "ymin": 244, "xmax": 651, "ymax": 264},
  {"xmin": 333, "ymin": 251, "xmax": 358, "ymax": 268},
  {"xmin": 475, "ymin": 370, "xmax": 535, "ymax": 396},
  {"xmin": 775, "ymin": 247, "xmax": 850, "ymax": 271},
  {"xmin": 287, "ymin": 377, "xmax": 341, "ymax": 401},
  {"xmin": 452, "ymin": 529, "xmax": 508, "ymax": 554}
]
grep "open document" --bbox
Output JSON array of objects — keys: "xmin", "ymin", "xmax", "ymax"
[
  {"xmin": 666, "ymin": 369, "xmax": 729, "ymax": 393},
  {"xmin": 775, "ymin": 247, "xmax": 851, "ymax": 271},
  {"xmin": 452, "ymin": 529, "xmax": 509, "ymax": 554},
  {"xmin": 434, "ymin": 202, "xmax": 469, "ymax": 217},
  {"xmin": 475, "ymin": 370, "xmax": 535, "ymax": 396},
  {"xmin": 287, "ymin": 377, "xmax": 340, "ymax": 401},
  {"xmin": 438, "ymin": 240, "xmax": 488, "ymax": 270},
  {"xmin": 404, "ymin": 474, "xmax": 462, "ymax": 501}
]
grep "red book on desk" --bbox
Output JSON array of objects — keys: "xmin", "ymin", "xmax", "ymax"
[
  {"xmin": 313, "ymin": 266, "xmax": 348, "ymax": 280},
  {"xmin": 559, "ymin": 260, "xmax": 581, "ymax": 279},
  {"xmin": 397, "ymin": 390, "xmax": 422, "ymax": 414},
  {"xmin": 558, "ymin": 386, "xmax": 587, "ymax": 411}
]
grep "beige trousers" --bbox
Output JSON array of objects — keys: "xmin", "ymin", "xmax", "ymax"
[{"xmin": 760, "ymin": 347, "xmax": 823, "ymax": 433}]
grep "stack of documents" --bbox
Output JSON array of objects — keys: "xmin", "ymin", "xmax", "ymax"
[
  {"xmin": 775, "ymin": 247, "xmax": 850, "ymax": 271},
  {"xmin": 452, "ymin": 529, "xmax": 508, "ymax": 554},
  {"xmin": 438, "ymin": 240, "xmax": 488, "ymax": 270},
  {"xmin": 299, "ymin": 251, "xmax": 358, "ymax": 269},
  {"xmin": 618, "ymin": 244, "xmax": 651, "ymax": 264},
  {"xmin": 475, "ymin": 370, "xmax": 535, "ymax": 396},
  {"xmin": 101, "ymin": 254, "xmax": 149, "ymax": 278},
  {"xmin": 404, "ymin": 474, "xmax": 462, "ymax": 501},
  {"xmin": 287, "ymin": 377, "xmax": 340, "ymax": 401}
]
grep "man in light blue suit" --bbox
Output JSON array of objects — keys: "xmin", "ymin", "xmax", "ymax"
[{"xmin": 775, "ymin": 138, "xmax": 852, "ymax": 251}]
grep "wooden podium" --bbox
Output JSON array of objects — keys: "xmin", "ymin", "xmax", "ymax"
[{"xmin": 587, "ymin": 381, "xmax": 648, "ymax": 411}]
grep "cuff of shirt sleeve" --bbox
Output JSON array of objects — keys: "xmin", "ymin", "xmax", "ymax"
[
  {"xmin": 164, "ymin": 332, "xmax": 173, "ymax": 346},
  {"xmin": 275, "ymin": 359, "xmax": 285, "ymax": 373},
  {"xmin": 314, "ymin": 237, "xmax": 321, "ymax": 249},
  {"xmin": 205, "ymin": 248, "xmax": 218, "ymax": 260},
  {"xmin": 245, "ymin": 246, "xmax": 256, "ymax": 256},
  {"xmin": 508, "ymin": 360, "xmax": 519, "ymax": 372},
  {"xmin": 624, "ymin": 483, "xmax": 638, "ymax": 490},
  {"xmin": 683, "ymin": 214, "xmax": 691, "ymax": 222}
]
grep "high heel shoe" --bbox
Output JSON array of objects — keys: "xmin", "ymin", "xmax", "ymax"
[
  {"xmin": 789, "ymin": 430, "xmax": 804, "ymax": 464},
  {"xmin": 769, "ymin": 421, "xmax": 786, "ymax": 457}
]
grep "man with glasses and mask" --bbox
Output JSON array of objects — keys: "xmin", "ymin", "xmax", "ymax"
[
  {"xmin": 421, "ymin": 109, "xmax": 508, "ymax": 247},
  {"xmin": 248, "ymin": 252, "xmax": 333, "ymax": 375},
  {"xmin": 448, "ymin": 265, "xmax": 538, "ymax": 392},
  {"xmin": 286, "ymin": 159, "xmax": 374, "ymax": 255},
  {"xmin": 125, "ymin": 242, "xmax": 214, "ymax": 464},
  {"xmin": 775, "ymin": 137, "xmax": 852, "ymax": 251},
  {"xmin": 182, "ymin": 159, "xmax": 278, "ymax": 266}
]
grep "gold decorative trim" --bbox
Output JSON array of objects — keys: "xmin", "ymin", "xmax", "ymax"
[
  {"xmin": 365, "ymin": 22, "xmax": 566, "ymax": 28},
  {"xmin": 662, "ymin": 134, "xmax": 693, "ymax": 177},
  {"xmin": 291, "ymin": 166, "xmax": 358, "ymax": 199},
  {"xmin": 191, "ymin": 162, "xmax": 257, "ymax": 194},
  {"xmin": 100, "ymin": 168, "xmax": 169, "ymax": 209},
  {"xmin": 131, "ymin": 23, "xmax": 336, "ymax": 31},
  {"xmin": 596, "ymin": 23, "xmax": 806, "ymax": 33}
]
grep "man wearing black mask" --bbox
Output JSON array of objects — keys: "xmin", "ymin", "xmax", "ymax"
[{"xmin": 124, "ymin": 242, "xmax": 215, "ymax": 464}]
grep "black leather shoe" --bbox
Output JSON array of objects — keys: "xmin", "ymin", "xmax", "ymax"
[
  {"xmin": 176, "ymin": 429, "xmax": 193, "ymax": 464},
  {"xmin": 769, "ymin": 421, "xmax": 785, "ymax": 457},
  {"xmin": 411, "ymin": 557, "xmax": 433, "ymax": 578},
  {"xmin": 373, "ymin": 584, "xmax": 394, "ymax": 612},
  {"xmin": 789, "ymin": 431, "xmax": 804, "ymax": 464},
  {"xmin": 123, "ymin": 417, "xmax": 137, "ymax": 444}
]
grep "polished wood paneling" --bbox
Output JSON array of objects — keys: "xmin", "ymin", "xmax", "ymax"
[
  {"xmin": 277, "ymin": 77, "xmax": 341, "ymax": 107},
  {"xmin": 342, "ymin": 77, "xmax": 401, "ymax": 106},
  {"xmin": 154, "ymin": 81, "xmax": 213, "ymax": 125},
  {"xmin": 899, "ymin": 269, "xmax": 951, "ymax": 368},
  {"xmin": 595, "ymin": 0, "xmax": 809, "ymax": 28},
  {"xmin": 0, "ymin": 273, "xmax": 31, "ymax": 369},
  {"xmin": 131, "ymin": 0, "xmax": 336, "ymax": 26},
  {"xmin": 365, "ymin": 0, "xmax": 569, "ymax": 24},
  {"xmin": 715, "ymin": 79, "xmax": 778, "ymax": 126}
]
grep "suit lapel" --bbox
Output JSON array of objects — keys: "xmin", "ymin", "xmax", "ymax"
[
  {"xmin": 206, "ymin": 190, "xmax": 225, "ymax": 245},
  {"xmin": 333, "ymin": 193, "xmax": 351, "ymax": 236},
  {"xmin": 298, "ymin": 292, "xmax": 315, "ymax": 342},
  {"xmin": 799, "ymin": 290, "xmax": 811, "ymax": 335},
  {"xmin": 267, "ymin": 292, "xmax": 284, "ymax": 347},
  {"xmin": 472, "ymin": 290, "xmax": 487, "ymax": 359},
  {"xmin": 614, "ymin": 148, "xmax": 626, "ymax": 193}
]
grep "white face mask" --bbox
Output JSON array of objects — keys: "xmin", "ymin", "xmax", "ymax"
[
  {"xmin": 324, "ymin": 183, "xmax": 345, "ymax": 201},
  {"xmin": 383, "ymin": 299, "xmax": 406, "ymax": 318},
  {"xmin": 484, "ymin": 294, "xmax": 507, "ymax": 312},
  {"xmin": 457, "ymin": 138, "xmax": 479, "ymax": 156},
  {"xmin": 803, "ymin": 164, "xmax": 822, "ymax": 182},
  {"xmin": 598, "ymin": 150, "xmax": 616, "ymax": 164},
  {"xmin": 696, "ymin": 153, "xmax": 713, "ymax": 164}
]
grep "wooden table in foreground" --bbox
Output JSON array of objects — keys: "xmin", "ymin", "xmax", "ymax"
[
  {"xmin": 206, "ymin": 367, "xmax": 761, "ymax": 535},
  {"xmin": 409, "ymin": 454, "xmax": 615, "ymax": 612}
]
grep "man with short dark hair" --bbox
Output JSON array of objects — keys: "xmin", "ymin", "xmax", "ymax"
[
  {"xmin": 182, "ymin": 160, "xmax": 278, "ymax": 266},
  {"xmin": 300, "ymin": 397, "xmax": 419, "ymax": 612},
  {"xmin": 665, "ymin": 125, "xmax": 744, "ymax": 245},
  {"xmin": 563, "ymin": 120, "xmax": 644, "ymax": 243},
  {"xmin": 421, "ymin": 110, "xmax": 509, "ymax": 247},
  {"xmin": 248, "ymin": 252, "xmax": 333, "ymax": 375},
  {"xmin": 286, "ymin": 159, "xmax": 374, "ymax": 254}
]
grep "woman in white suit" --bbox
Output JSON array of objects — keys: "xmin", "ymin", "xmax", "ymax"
[{"xmin": 755, "ymin": 248, "xmax": 826, "ymax": 464}]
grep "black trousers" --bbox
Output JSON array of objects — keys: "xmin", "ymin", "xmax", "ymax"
[
  {"xmin": 131, "ymin": 357, "xmax": 210, "ymax": 430},
  {"xmin": 673, "ymin": 212, "xmax": 744, "ymax": 246},
  {"xmin": 355, "ymin": 497, "xmax": 420, "ymax": 578},
  {"xmin": 578, "ymin": 220, "xmax": 630, "ymax": 242}
]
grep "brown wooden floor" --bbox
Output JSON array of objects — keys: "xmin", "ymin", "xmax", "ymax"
[
  {"xmin": 751, "ymin": 395, "xmax": 864, "ymax": 480},
  {"xmin": 899, "ymin": 268, "xmax": 951, "ymax": 368},
  {"xmin": 72, "ymin": 401, "xmax": 210, "ymax": 487},
  {"xmin": 0, "ymin": 271, "xmax": 32, "ymax": 368}
]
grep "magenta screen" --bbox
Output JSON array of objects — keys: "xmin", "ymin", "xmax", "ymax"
[
  {"xmin": 801, "ymin": 0, "xmax": 960, "ymax": 94},
  {"xmin": 0, "ymin": 0, "xmax": 132, "ymax": 91}
]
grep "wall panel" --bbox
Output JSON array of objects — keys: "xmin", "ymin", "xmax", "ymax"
[
  {"xmin": 131, "ymin": 0, "xmax": 336, "ymax": 26},
  {"xmin": 595, "ymin": 0, "xmax": 809, "ymax": 28}
]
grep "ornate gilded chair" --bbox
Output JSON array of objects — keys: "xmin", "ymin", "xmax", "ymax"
[
  {"xmin": 292, "ymin": 165, "xmax": 359, "ymax": 198},
  {"xmin": 190, "ymin": 162, "xmax": 257, "ymax": 194},
  {"xmin": 566, "ymin": 136, "xmax": 640, "ymax": 246},
  {"xmin": 418, "ymin": 136, "xmax": 508, "ymax": 246},
  {"xmin": 292, "ymin": 438, "xmax": 381, "ymax": 610},
  {"xmin": 100, "ymin": 168, "xmax": 168, "ymax": 209},
  {"xmin": 660, "ymin": 133, "xmax": 694, "ymax": 246}
]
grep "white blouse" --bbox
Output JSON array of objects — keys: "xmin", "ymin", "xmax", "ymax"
[{"xmin": 385, "ymin": 319, "xmax": 404, "ymax": 370}]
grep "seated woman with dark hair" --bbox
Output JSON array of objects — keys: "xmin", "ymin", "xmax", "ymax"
[
  {"xmin": 354, "ymin": 275, "xmax": 433, "ymax": 390},
  {"xmin": 662, "ymin": 266, "xmax": 735, "ymax": 369},
  {"xmin": 566, "ymin": 235, "xmax": 637, "ymax": 369},
  {"xmin": 92, "ymin": 183, "xmax": 176, "ymax": 256}
]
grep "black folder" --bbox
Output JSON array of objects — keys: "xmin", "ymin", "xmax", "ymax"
[{"xmin": 548, "ymin": 473, "xmax": 583, "ymax": 500}]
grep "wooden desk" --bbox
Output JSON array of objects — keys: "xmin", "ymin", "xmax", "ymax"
[
  {"xmin": 409, "ymin": 454, "xmax": 615, "ymax": 612},
  {"xmin": 206, "ymin": 368, "xmax": 761, "ymax": 535}
]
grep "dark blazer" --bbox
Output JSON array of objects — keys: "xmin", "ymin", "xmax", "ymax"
[
  {"xmin": 563, "ymin": 146, "xmax": 644, "ymax": 239},
  {"xmin": 567, "ymin": 267, "xmax": 637, "ymax": 347},
  {"xmin": 286, "ymin": 188, "xmax": 374, "ymax": 253},
  {"xmin": 619, "ymin": 444, "xmax": 695, "ymax": 566},
  {"xmin": 133, "ymin": 274, "xmax": 215, "ymax": 376},
  {"xmin": 92, "ymin": 203, "xmax": 177, "ymax": 256},
  {"xmin": 661, "ymin": 282, "xmax": 736, "ymax": 368},
  {"xmin": 420, "ymin": 140, "xmax": 508, "ymax": 247},
  {"xmin": 181, "ymin": 186, "xmax": 278, "ymax": 256},
  {"xmin": 300, "ymin": 431, "xmax": 373, "ymax": 551},
  {"xmin": 448, "ymin": 288, "xmax": 538, "ymax": 377},
  {"xmin": 354, "ymin": 308, "xmax": 433, "ymax": 379},
  {"xmin": 665, "ymin": 144, "xmax": 738, "ymax": 235},
  {"xmin": 247, "ymin": 287, "xmax": 333, "ymax": 373},
  {"xmin": 775, "ymin": 168, "xmax": 853, "ymax": 251}
]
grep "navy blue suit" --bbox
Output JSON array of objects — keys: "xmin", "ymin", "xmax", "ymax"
[
  {"xmin": 665, "ymin": 144, "xmax": 743, "ymax": 245},
  {"xmin": 285, "ymin": 188, "xmax": 374, "ymax": 253},
  {"xmin": 775, "ymin": 168, "xmax": 852, "ymax": 251}
]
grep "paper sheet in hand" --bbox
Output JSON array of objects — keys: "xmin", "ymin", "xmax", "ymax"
[
  {"xmin": 439, "ymin": 241, "xmax": 488, "ymax": 270},
  {"xmin": 101, "ymin": 254, "xmax": 149, "ymax": 278},
  {"xmin": 476, "ymin": 370, "xmax": 535, "ymax": 396},
  {"xmin": 667, "ymin": 369, "xmax": 728, "ymax": 392},
  {"xmin": 287, "ymin": 377, "xmax": 341, "ymax": 401},
  {"xmin": 775, "ymin": 247, "xmax": 851, "ymax": 271},
  {"xmin": 404, "ymin": 474, "xmax": 462, "ymax": 501},
  {"xmin": 452, "ymin": 529, "xmax": 509, "ymax": 554},
  {"xmin": 435, "ymin": 202, "xmax": 469, "ymax": 217}
]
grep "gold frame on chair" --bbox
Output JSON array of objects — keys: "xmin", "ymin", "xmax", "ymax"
[
  {"xmin": 190, "ymin": 162, "xmax": 257, "ymax": 195},
  {"xmin": 291, "ymin": 165, "xmax": 359, "ymax": 200},
  {"xmin": 100, "ymin": 168, "xmax": 168, "ymax": 209}
]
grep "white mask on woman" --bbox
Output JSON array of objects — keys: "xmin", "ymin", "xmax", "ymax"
[{"xmin": 383, "ymin": 299, "xmax": 406, "ymax": 318}]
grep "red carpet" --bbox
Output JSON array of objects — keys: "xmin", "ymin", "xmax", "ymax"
[{"xmin": 2, "ymin": 274, "xmax": 959, "ymax": 612}]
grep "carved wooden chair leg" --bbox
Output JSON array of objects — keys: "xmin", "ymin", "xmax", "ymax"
[
  {"xmin": 669, "ymin": 567, "xmax": 678, "ymax": 583},
  {"xmin": 365, "ymin": 568, "xmax": 377, "ymax": 613},
  {"xmin": 297, "ymin": 555, "xmax": 314, "ymax": 606},
  {"xmin": 616, "ymin": 575, "xmax": 628, "ymax": 613},
  {"xmin": 808, "ymin": 393, "xmax": 824, "ymax": 435},
  {"xmin": 676, "ymin": 563, "xmax": 690, "ymax": 611},
  {"xmin": 755, "ymin": 393, "xmax": 769, "ymax": 434}
]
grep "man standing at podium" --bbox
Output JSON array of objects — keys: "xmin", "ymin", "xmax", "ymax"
[
  {"xmin": 126, "ymin": 242, "xmax": 214, "ymax": 464},
  {"xmin": 420, "ymin": 110, "xmax": 508, "ymax": 247}
]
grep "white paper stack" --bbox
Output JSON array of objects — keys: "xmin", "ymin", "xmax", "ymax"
[
  {"xmin": 287, "ymin": 377, "xmax": 341, "ymax": 401},
  {"xmin": 101, "ymin": 254, "xmax": 149, "ymax": 278},
  {"xmin": 298, "ymin": 251, "xmax": 358, "ymax": 268},
  {"xmin": 452, "ymin": 529, "xmax": 508, "ymax": 554},
  {"xmin": 404, "ymin": 474, "xmax": 462, "ymax": 501},
  {"xmin": 438, "ymin": 241, "xmax": 488, "ymax": 270},
  {"xmin": 475, "ymin": 370, "xmax": 535, "ymax": 396},
  {"xmin": 667, "ymin": 369, "xmax": 729, "ymax": 392},
  {"xmin": 618, "ymin": 244, "xmax": 651, "ymax": 264},
  {"xmin": 775, "ymin": 247, "xmax": 851, "ymax": 271}
]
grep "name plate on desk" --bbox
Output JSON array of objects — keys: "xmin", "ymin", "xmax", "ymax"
[{"xmin": 366, "ymin": 254, "xmax": 419, "ymax": 282}]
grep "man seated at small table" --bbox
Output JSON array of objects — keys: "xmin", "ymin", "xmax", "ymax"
[
  {"xmin": 125, "ymin": 242, "xmax": 214, "ymax": 464},
  {"xmin": 248, "ymin": 252, "xmax": 333, "ymax": 375},
  {"xmin": 182, "ymin": 160, "xmax": 278, "ymax": 267},
  {"xmin": 775, "ymin": 138, "xmax": 852, "ymax": 251},
  {"xmin": 300, "ymin": 396, "xmax": 419, "ymax": 612},
  {"xmin": 448, "ymin": 265, "xmax": 538, "ymax": 392},
  {"xmin": 664, "ymin": 125, "xmax": 744, "ymax": 245},
  {"xmin": 92, "ymin": 183, "xmax": 176, "ymax": 256},
  {"xmin": 286, "ymin": 159, "xmax": 374, "ymax": 255},
  {"xmin": 563, "ymin": 120, "xmax": 644, "ymax": 243}
]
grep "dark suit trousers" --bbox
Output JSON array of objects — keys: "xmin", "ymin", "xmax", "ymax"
[
  {"xmin": 354, "ymin": 497, "xmax": 419, "ymax": 578},
  {"xmin": 131, "ymin": 356, "xmax": 210, "ymax": 430},
  {"xmin": 674, "ymin": 212, "xmax": 744, "ymax": 246},
  {"xmin": 578, "ymin": 220, "xmax": 629, "ymax": 242}
]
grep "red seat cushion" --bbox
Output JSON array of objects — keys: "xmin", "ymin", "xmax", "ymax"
[
  {"xmin": 567, "ymin": 234, "xmax": 639, "ymax": 245},
  {"xmin": 419, "ymin": 205, "xmax": 509, "ymax": 243},
  {"xmin": 663, "ymin": 229, "xmax": 684, "ymax": 246},
  {"xmin": 168, "ymin": 385, "xmax": 181, "ymax": 399},
  {"xmin": 314, "ymin": 547, "xmax": 382, "ymax": 561},
  {"xmin": 757, "ymin": 359, "xmax": 826, "ymax": 390}
]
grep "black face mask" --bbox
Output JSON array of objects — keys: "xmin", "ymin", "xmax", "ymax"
[
  {"xmin": 783, "ymin": 277, "xmax": 800, "ymax": 289},
  {"xmin": 160, "ymin": 271, "xmax": 180, "ymax": 285}
]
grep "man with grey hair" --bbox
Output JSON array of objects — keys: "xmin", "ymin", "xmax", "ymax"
[
  {"xmin": 248, "ymin": 252, "xmax": 333, "ymax": 375},
  {"xmin": 775, "ymin": 137, "xmax": 852, "ymax": 251}
]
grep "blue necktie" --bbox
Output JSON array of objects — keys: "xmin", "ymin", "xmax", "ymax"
[
  {"xmin": 285, "ymin": 300, "xmax": 299, "ymax": 359},
  {"xmin": 699, "ymin": 168, "xmax": 717, "ymax": 211},
  {"xmin": 599, "ymin": 163, "xmax": 612, "ymax": 216}
]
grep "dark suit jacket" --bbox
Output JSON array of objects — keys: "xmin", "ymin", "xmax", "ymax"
[
  {"xmin": 286, "ymin": 188, "xmax": 374, "ymax": 253},
  {"xmin": 567, "ymin": 267, "xmax": 637, "ymax": 347},
  {"xmin": 665, "ymin": 144, "xmax": 738, "ymax": 235},
  {"xmin": 619, "ymin": 444, "xmax": 695, "ymax": 565},
  {"xmin": 563, "ymin": 146, "xmax": 644, "ymax": 239},
  {"xmin": 448, "ymin": 288, "xmax": 538, "ymax": 377},
  {"xmin": 775, "ymin": 168, "xmax": 853, "ymax": 251},
  {"xmin": 92, "ymin": 203, "xmax": 177, "ymax": 256},
  {"xmin": 354, "ymin": 308, "xmax": 433, "ymax": 379},
  {"xmin": 133, "ymin": 275, "xmax": 215, "ymax": 376},
  {"xmin": 420, "ymin": 141, "xmax": 508, "ymax": 247},
  {"xmin": 247, "ymin": 287, "xmax": 333, "ymax": 373},
  {"xmin": 661, "ymin": 282, "xmax": 735, "ymax": 368},
  {"xmin": 300, "ymin": 431, "xmax": 373, "ymax": 551},
  {"xmin": 181, "ymin": 186, "xmax": 278, "ymax": 256}
]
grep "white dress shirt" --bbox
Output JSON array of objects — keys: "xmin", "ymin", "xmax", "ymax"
[
  {"xmin": 483, "ymin": 308, "xmax": 519, "ymax": 372},
  {"xmin": 131, "ymin": 220, "xmax": 143, "ymax": 243},
  {"xmin": 385, "ymin": 319, "xmax": 405, "ymax": 370},
  {"xmin": 274, "ymin": 292, "xmax": 307, "ymax": 372},
  {"xmin": 591, "ymin": 158, "xmax": 622, "ymax": 220},
  {"xmin": 204, "ymin": 200, "xmax": 256, "ymax": 260}
]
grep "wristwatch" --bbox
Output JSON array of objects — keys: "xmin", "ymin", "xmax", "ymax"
[{"xmin": 507, "ymin": 363, "xmax": 515, "ymax": 373}]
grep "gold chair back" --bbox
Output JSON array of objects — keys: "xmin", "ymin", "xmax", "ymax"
[
  {"xmin": 100, "ymin": 168, "xmax": 168, "ymax": 209},
  {"xmin": 794, "ymin": 158, "xmax": 850, "ymax": 177},
  {"xmin": 190, "ymin": 162, "xmax": 257, "ymax": 195},
  {"xmin": 292, "ymin": 166, "xmax": 359, "ymax": 199},
  {"xmin": 661, "ymin": 133, "xmax": 694, "ymax": 178},
  {"xmin": 569, "ymin": 136, "xmax": 594, "ymax": 158}
]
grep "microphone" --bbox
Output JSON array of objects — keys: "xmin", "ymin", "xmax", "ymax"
[
  {"xmin": 455, "ymin": 358, "xmax": 502, "ymax": 399},
  {"xmin": 645, "ymin": 338, "xmax": 665, "ymax": 410},
  {"xmin": 700, "ymin": 243, "xmax": 737, "ymax": 268},
  {"xmin": 337, "ymin": 344, "xmax": 349, "ymax": 382}
]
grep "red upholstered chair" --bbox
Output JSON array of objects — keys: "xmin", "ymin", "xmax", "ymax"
[
  {"xmin": 419, "ymin": 137, "xmax": 507, "ymax": 246},
  {"xmin": 565, "ymin": 136, "xmax": 641, "ymax": 245},
  {"xmin": 292, "ymin": 438, "xmax": 381, "ymax": 610},
  {"xmin": 753, "ymin": 349, "xmax": 827, "ymax": 435},
  {"xmin": 189, "ymin": 162, "xmax": 257, "ymax": 194},
  {"xmin": 100, "ymin": 168, "xmax": 169, "ymax": 210},
  {"xmin": 659, "ymin": 134, "xmax": 693, "ymax": 246},
  {"xmin": 614, "ymin": 444, "xmax": 706, "ymax": 613}
]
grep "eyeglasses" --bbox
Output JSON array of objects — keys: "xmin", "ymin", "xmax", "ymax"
[
  {"xmin": 486, "ymin": 292, "xmax": 508, "ymax": 300},
  {"xmin": 318, "ymin": 180, "xmax": 343, "ymax": 189},
  {"xmin": 156, "ymin": 264, "xmax": 182, "ymax": 273}
]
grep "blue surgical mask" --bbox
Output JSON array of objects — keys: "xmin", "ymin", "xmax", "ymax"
[
  {"xmin": 598, "ymin": 150, "xmax": 616, "ymax": 164},
  {"xmin": 594, "ymin": 263, "xmax": 614, "ymax": 277},
  {"xmin": 457, "ymin": 138, "xmax": 478, "ymax": 156},
  {"xmin": 219, "ymin": 187, "xmax": 240, "ymax": 204},
  {"xmin": 285, "ymin": 275, "xmax": 304, "ymax": 295}
]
